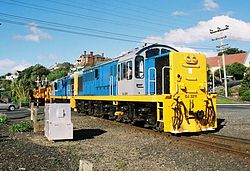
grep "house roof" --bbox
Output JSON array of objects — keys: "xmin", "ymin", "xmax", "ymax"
[{"xmin": 207, "ymin": 53, "xmax": 247, "ymax": 67}]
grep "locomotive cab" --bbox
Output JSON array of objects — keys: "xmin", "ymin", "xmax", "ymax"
[{"xmin": 117, "ymin": 44, "xmax": 178, "ymax": 95}]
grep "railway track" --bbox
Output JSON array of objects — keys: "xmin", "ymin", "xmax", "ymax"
[
  {"xmin": 181, "ymin": 134, "xmax": 250, "ymax": 159},
  {"xmin": 75, "ymin": 113, "xmax": 250, "ymax": 159}
]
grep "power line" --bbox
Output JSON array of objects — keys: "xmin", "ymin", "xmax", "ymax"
[
  {"xmin": 0, "ymin": 12, "xmax": 196, "ymax": 45},
  {"xmin": 2, "ymin": 0, "xmax": 167, "ymax": 32},
  {"xmin": 113, "ymin": 0, "xmax": 196, "ymax": 24},
  {"xmin": 0, "ymin": 12, "xmax": 148, "ymax": 40},
  {"xmin": 0, "ymin": 18, "xmax": 147, "ymax": 44},
  {"xmin": 0, "ymin": 1, "xmax": 215, "ymax": 49},
  {"xmin": 71, "ymin": 0, "xmax": 194, "ymax": 28},
  {"xmin": 0, "ymin": 17, "xmax": 215, "ymax": 51},
  {"xmin": 44, "ymin": 0, "xmax": 176, "ymax": 28}
]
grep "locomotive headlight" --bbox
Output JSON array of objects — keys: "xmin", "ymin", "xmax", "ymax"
[
  {"xmin": 186, "ymin": 56, "xmax": 191, "ymax": 63},
  {"xmin": 192, "ymin": 57, "xmax": 198, "ymax": 63}
]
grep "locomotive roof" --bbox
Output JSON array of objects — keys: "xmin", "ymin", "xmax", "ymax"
[
  {"xmin": 116, "ymin": 43, "xmax": 178, "ymax": 59},
  {"xmin": 55, "ymin": 43, "xmax": 178, "ymax": 81}
]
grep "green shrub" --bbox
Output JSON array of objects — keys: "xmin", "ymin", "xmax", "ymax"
[
  {"xmin": 9, "ymin": 121, "xmax": 32, "ymax": 132},
  {"xmin": 0, "ymin": 114, "xmax": 8, "ymax": 125},
  {"xmin": 240, "ymin": 67, "xmax": 250, "ymax": 95},
  {"xmin": 240, "ymin": 90, "xmax": 250, "ymax": 101}
]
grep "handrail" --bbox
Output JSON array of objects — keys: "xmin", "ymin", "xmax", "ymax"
[
  {"xmin": 110, "ymin": 76, "xmax": 113, "ymax": 95},
  {"xmin": 148, "ymin": 67, "xmax": 156, "ymax": 95},
  {"xmin": 162, "ymin": 66, "xmax": 170, "ymax": 94}
]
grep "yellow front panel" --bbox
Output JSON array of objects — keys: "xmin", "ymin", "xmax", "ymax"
[
  {"xmin": 162, "ymin": 52, "xmax": 217, "ymax": 133},
  {"xmin": 170, "ymin": 52, "xmax": 207, "ymax": 95},
  {"xmin": 74, "ymin": 72, "xmax": 78, "ymax": 96}
]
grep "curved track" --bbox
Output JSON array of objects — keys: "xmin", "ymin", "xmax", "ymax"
[
  {"xmin": 76, "ymin": 113, "xmax": 250, "ymax": 159},
  {"xmin": 181, "ymin": 134, "xmax": 250, "ymax": 158}
]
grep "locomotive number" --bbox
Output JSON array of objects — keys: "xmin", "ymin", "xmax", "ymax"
[{"xmin": 185, "ymin": 95, "xmax": 197, "ymax": 98}]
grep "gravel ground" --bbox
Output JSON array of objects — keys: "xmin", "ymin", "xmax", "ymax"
[
  {"xmin": 216, "ymin": 105, "xmax": 250, "ymax": 140},
  {"xmin": 1, "ymin": 112, "xmax": 249, "ymax": 171}
]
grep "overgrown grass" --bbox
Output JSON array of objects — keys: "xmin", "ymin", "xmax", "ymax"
[
  {"xmin": 0, "ymin": 114, "xmax": 8, "ymax": 125},
  {"xmin": 116, "ymin": 161, "xmax": 126, "ymax": 171},
  {"xmin": 9, "ymin": 121, "xmax": 33, "ymax": 132},
  {"xmin": 49, "ymin": 157, "xmax": 60, "ymax": 166},
  {"xmin": 216, "ymin": 96, "xmax": 241, "ymax": 104}
]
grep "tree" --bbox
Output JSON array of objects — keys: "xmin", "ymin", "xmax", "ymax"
[
  {"xmin": 47, "ymin": 68, "xmax": 68, "ymax": 82},
  {"xmin": 226, "ymin": 63, "xmax": 246, "ymax": 80},
  {"xmin": 10, "ymin": 64, "xmax": 50, "ymax": 103},
  {"xmin": 240, "ymin": 67, "xmax": 250, "ymax": 96},
  {"xmin": 214, "ymin": 63, "xmax": 246, "ymax": 80},
  {"xmin": 18, "ymin": 64, "xmax": 50, "ymax": 80},
  {"xmin": 0, "ymin": 80, "xmax": 12, "ymax": 91},
  {"xmin": 218, "ymin": 48, "xmax": 245, "ymax": 56},
  {"xmin": 47, "ymin": 62, "xmax": 72, "ymax": 82},
  {"xmin": 10, "ymin": 76, "xmax": 31, "ymax": 103}
]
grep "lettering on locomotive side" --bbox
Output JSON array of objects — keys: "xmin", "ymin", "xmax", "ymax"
[{"xmin": 185, "ymin": 94, "xmax": 198, "ymax": 98}]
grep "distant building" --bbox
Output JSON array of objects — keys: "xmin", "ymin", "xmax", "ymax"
[
  {"xmin": 207, "ymin": 52, "xmax": 250, "ymax": 72},
  {"xmin": 5, "ymin": 71, "xmax": 20, "ymax": 80},
  {"xmin": 75, "ymin": 51, "xmax": 108, "ymax": 68},
  {"xmin": 48, "ymin": 63, "xmax": 60, "ymax": 71}
]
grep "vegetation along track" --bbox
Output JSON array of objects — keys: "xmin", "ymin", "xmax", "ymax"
[{"xmin": 76, "ymin": 113, "xmax": 250, "ymax": 160}]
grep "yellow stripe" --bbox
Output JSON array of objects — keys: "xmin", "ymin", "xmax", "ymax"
[{"xmin": 51, "ymin": 94, "xmax": 172, "ymax": 102}]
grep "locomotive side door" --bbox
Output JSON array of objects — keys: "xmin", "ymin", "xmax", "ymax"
[
  {"xmin": 145, "ymin": 53, "xmax": 170, "ymax": 95},
  {"xmin": 155, "ymin": 54, "xmax": 170, "ymax": 94},
  {"xmin": 117, "ymin": 56, "xmax": 145, "ymax": 95},
  {"xmin": 117, "ymin": 60, "xmax": 134, "ymax": 95},
  {"xmin": 134, "ymin": 55, "xmax": 145, "ymax": 95}
]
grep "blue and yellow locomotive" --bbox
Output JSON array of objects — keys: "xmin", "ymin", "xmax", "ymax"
[{"xmin": 50, "ymin": 44, "xmax": 217, "ymax": 133}]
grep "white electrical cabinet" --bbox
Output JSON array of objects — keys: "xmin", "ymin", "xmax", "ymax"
[{"xmin": 45, "ymin": 103, "xmax": 73, "ymax": 140}]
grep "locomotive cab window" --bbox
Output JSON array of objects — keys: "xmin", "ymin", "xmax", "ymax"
[
  {"xmin": 127, "ymin": 61, "xmax": 132, "ymax": 80},
  {"xmin": 54, "ymin": 82, "xmax": 58, "ymax": 91},
  {"xmin": 95, "ymin": 69, "xmax": 99, "ymax": 79},
  {"xmin": 121, "ymin": 62, "xmax": 127, "ymax": 80},
  {"xmin": 146, "ymin": 48, "xmax": 160, "ymax": 58},
  {"xmin": 135, "ymin": 56, "xmax": 144, "ymax": 79},
  {"xmin": 118, "ymin": 64, "xmax": 121, "ymax": 81},
  {"xmin": 78, "ymin": 76, "xmax": 83, "ymax": 92},
  {"xmin": 161, "ymin": 48, "xmax": 169, "ymax": 54}
]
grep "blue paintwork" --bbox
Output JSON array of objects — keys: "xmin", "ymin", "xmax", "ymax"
[
  {"xmin": 53, "ymin": 49, "xmax": 170, "ymax": 97},
  {"xmin": 54, "ymin": 60, "xmax": 118, "ymax": 96},
  {"xmin": 145, "ymin": 52, "xmax": 169, "ymax": 95},
  {"xmin": 79, "ymin": 60, "xmax": 118, "ymax": 96}
]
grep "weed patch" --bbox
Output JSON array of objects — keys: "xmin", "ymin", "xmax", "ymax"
[
  {"xmin": 49, "ymin": 157, "xmax": 60, "ymax": 166},
  {"xmin": 9, "ymin": 121, "xmax": 32, "ymax": 132},
  {"xmin": 0, "ymin": 114, "xmax": 8, "ymax": 125}
]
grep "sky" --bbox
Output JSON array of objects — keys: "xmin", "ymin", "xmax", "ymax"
[{"xmin": 0, "ymin": 0, "xmax": 250, "ymax": 75}]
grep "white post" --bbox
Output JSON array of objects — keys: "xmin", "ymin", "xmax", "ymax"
[
  {"xmin": 79, "ymin": 160, "xmax": 93, "ymax": 171},
  {"xmin": 221, "ymin": 37, "xmax": 228, "ymax": 97},
  {"xmin": 33, "ymin": 108, "xmax": 38, "ymax": 133},
  {"xmin": 212, "ymin": 71, "xmax": 215, "ymax": 92},
  {"xmin": 30, "ymin": 102, "xmax": 34, "ymax": 121}
]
